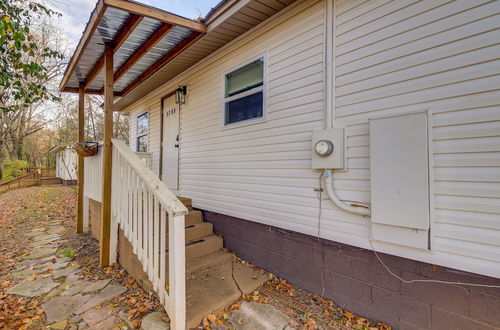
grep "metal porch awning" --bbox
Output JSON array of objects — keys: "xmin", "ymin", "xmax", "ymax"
[{"xmin": 59, "ymin": 0, "xmax": 206, "ymax": 98}]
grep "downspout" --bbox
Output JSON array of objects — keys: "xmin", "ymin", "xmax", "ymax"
[{"xmin": 323, "ymin": 0, "xmax": 370, "ymax": 216}]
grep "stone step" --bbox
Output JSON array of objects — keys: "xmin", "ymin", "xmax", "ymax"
[{"xmin": 186, "ymin": 235, "xmax": 223, "ymax": 260}]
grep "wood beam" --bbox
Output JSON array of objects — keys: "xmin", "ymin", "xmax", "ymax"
[
  {"xmin": 77, "ymin": 85, "xmax": 85, "ymax": 234},
  {"xmin": 103, "ymin": 0, "xmax": 206, "ymax": 32},
  {"xmin": 85, "ymin": 14, "xmax": 143, "ymax": 89},
  {"xmin": 59, "ymin": 0, "xmax": 106, "ymax": 91},
  {"xmin": 121, "ymin": 32, "xmax": 204, "ymax": 97},
  {"xmin": 62, "ymin": 87, "xmax": 122, "ymax": 97},
  {"xmin": 100, "ymin": 44, "xmax": 114, "ymax": 266},
  {"xmin": 114, "ymin": 23, "xmax": 174, "ymax": 83}
]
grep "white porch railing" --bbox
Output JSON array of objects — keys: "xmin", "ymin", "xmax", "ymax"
[
  {"xmin": 84, "ymin": 146, "xmax": 153, "ymax": 203},
  {"xmin": 136, "ymin": 151, "xmax": 153, "ymax": 169},
  {"xmin": 110, "ymin": 139, "xmax": 188, "ymax": 330}
]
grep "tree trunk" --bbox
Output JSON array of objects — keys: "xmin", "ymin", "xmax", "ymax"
[{"xmin": 0, "ymin": 152, "xmax": 4, "ymax": 182}]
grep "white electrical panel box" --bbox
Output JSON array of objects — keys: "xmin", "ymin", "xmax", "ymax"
[
  {"xmin": 370, "ymin": 111, "xmax": 430, "ymax": 249},
  {"xmin": 312, "ymin": 128, "xmax": 345, "ymax": 169}
]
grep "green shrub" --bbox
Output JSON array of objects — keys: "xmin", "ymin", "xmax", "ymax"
[{"xmin": 2, "ymin": 159, "xmax": 29, "ymax": 181}]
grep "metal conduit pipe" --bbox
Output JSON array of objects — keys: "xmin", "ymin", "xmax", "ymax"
[
  {"xmin": 323, "ymin": 171, "xmax": 371, "ymax": 216},
  {"xmin": 322, "ymin": 0, "xmax": 371, "ymax": 216}
]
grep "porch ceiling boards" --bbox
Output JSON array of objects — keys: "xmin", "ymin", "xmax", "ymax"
[{"xmin": 59, "ymin": 0, "xmax": 297, "ymax": 111}]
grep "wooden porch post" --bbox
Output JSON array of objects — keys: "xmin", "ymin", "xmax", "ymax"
[
  {"xmin": 100, "ymin": 43, "xmax": 114, "ymax": 266},
  {"xmin": 77, "ymin": 84, "xmax": 85, "ymax": 233}
]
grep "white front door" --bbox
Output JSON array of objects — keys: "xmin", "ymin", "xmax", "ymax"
[{"xmin": 162, "ymin": 96, "xmax": 179, "ymax": 190}]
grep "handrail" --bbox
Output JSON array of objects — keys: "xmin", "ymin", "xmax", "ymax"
[
  {"xmin": 0, "ymin": 173, "xmax": 34, "ymax": 186},
  {"xmin": 110, "ymin": 139, "xmax": 187, "ymax": 329},
  {"xmin": 0, "ymin": 172, "xmax": 39, "ymax": 195},
  {"xmin": 112, "ymin": 139, "xmax": 187, "ymax": 216},
  {"xmin": 135, "ymin": 151, "xmax": 153, "ymax": 169}
]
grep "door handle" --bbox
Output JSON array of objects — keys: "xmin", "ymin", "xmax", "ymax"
[{"xmin": 175, "ymin": 144, "xmax": 179, "ymax": 148}]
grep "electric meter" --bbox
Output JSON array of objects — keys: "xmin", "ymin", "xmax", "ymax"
[
  {"xmin": 314, "ymin": 140, "xmax": 334, "ymax": 157},
  {"xmin": 312, "ymin": 128, "xmax": 345, "ymax": 169}
]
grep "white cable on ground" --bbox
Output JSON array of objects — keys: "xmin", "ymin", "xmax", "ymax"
[{"xmin": 323, "ymin": 170, "xmax": 371, "ymax": 216}]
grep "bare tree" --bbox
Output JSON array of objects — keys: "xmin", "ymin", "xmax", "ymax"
[{"xmin": 0, "ymin": 15, "xmax": 67, "ymax": 178}]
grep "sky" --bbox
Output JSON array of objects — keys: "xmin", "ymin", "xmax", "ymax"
[{"xmin": 46, "ymin": 0, "xmax": 221, "ymax": 49}]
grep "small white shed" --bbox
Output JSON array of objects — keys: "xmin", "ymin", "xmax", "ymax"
[{"xmin": 53, "ymin": 145, "xmax": 78, "ymax": 185}]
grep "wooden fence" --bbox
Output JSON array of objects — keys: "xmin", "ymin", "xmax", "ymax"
[
  {"xmin": 0, "ymin": 172, "xmax": 40, "ymax": 195},
  {"xmin": 22, "ymin": 168, "xmax": 56, "ymax": 177}
]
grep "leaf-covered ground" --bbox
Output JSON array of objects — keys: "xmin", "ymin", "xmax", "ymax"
[
  {"xmin": 0, "ymin": 187, "xmax": 161, "ymax": 329},
  {"xmin": 0, "ymin": 186, "xmax": 390, "ymax": 330}
]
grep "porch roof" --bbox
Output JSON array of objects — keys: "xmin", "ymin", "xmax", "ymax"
[{"xmin": 59, "ymin": 0, "xmax": 297, "ymax": 111}]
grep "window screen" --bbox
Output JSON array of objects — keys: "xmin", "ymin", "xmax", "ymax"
[{"xmin": 224, "ymin": 58, "xmax": 264, "ymax": 125}]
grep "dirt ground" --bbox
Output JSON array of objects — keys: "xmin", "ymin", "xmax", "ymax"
[{"xmin": 0, "ymin": 186, "xmax": 390, "ymax": 330}]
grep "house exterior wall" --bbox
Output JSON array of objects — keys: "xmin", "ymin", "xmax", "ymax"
[
  {"xmin": 124, "ymin": 0, "xmax": 500, "ymax": 280},
  {"xmin": 331, "ymin": 0, "xmax": 500, "ymax": 278},
  {"xmin": 56, "ymin": 148, "xmax": 78, "ymax": 182},
  {"xmin": 119, "ymin": 0, "xmax": 500, "ymax": 327}
]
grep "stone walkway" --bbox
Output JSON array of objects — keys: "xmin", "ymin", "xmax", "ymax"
[{"xmin": 5, "ymin": 221, "xmax": 131, "ymax": 330}]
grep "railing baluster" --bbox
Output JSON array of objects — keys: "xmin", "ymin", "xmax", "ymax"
[
  {"xmin": 144, "ymin": 192, "xmax": 153, "ymax": 273},
  {"xmin": 159, "ymin": 207, "xmax": 167, "ymax": 305},
  {"xmin": 169, "ymin": 213, "xmax": 186, "ymax": 330},
  {"xmin": 127, "ymin": 164, "xmax": 133, "ymax": 238},
  {"xmin": 153, "ymin": 198, "xmax": 160, "ymax": 292},
  {"xmin": 132, "ymin": 171, "xmax": 138, "ymax": 253},
  {"xmin": 137, "ymin": 180, "xmax": 143, "ymax": 262},
  {"xmin": 101, "ymin": 140, "xmax": 187, "ymax": 330}
]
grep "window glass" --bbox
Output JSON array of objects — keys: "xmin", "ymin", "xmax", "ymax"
[
  {"xmin": 225, "ymin": 58, "xmax": 264, "ymax": 98},
  {"xmin": 136, "ymin": 113, "xmax": 149, "ymax": 152},
  {"xmin": 137, "ymin": 135, "xmax": 148, "ymax": 152},
  {"xmin": 225, "ymin": 92, "xmax": 263, "ymax": 125},
  {"xmin": 224, "ymin": 57, "xmax": 265, "ymax": 125},
  {"xmin": 137, "ymin": 113, "xmax": 149, "ymax": 136}
]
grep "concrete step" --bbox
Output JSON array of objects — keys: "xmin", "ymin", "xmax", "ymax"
[
  {"xmin": 186, "ymin": 253, "xmax": 268, "ymax": 329},
  {"xmin": 177, "ymin": 196, "xmax": 192, "ymax": 208},
  {"xmin": 186, "ymin": 250, "xmax": 232, "ymax": 274},
  {"xmin": 185, "ymin": 210, "xmax": 202, "ymax": 226},
  {"xmin": 186, "ymin": 235, "xmax": 223, "ymax": 260},
  {"xmin": 186, "ymin": 222, "xmax": 213, "ymax": 243},
  {"xmin": 166, "ymin": 249, "xmax": 232, "ymax": 275},
  {"xmin": 166, "ymin": 222, "xmax": 213, "ymax": 245}
]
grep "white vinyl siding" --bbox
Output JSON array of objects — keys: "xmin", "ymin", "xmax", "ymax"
[
  {"xmin": 333, "ymin": 0, "xmax": 500, "ymax": 277},
  {"xmin": 126, "ymin": 0, "xmax": 326, "ymax": 235},
  {"xmin": 179, "ymin": 0, "xmax": 325, "ymax": 238},
  {"xmin": 124, "ymin": 0, "xmax": 500, "ymax": 279}
]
